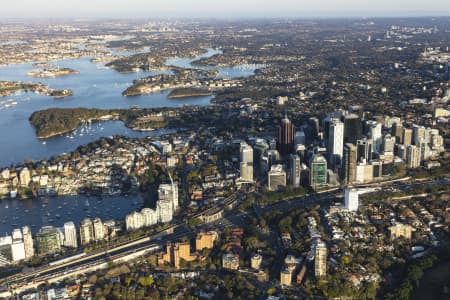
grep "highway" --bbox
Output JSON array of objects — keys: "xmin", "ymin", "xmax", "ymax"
[{"xmin": 1, "ymin": 224, "xmax": 194, "ymax": 294}]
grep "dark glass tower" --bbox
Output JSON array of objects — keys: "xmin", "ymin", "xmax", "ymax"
[
  {"xmin": 343, "ymin": 114, "xmax": 362, "ymax": 144},
  {"xmin": 277, "ymin": 114, "xmax": 295, "ymax": 156}
]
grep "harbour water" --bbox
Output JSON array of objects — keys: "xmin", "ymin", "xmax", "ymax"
[
  {"xmin": 0, "ymin": 48, "xmax": 258, "ymax": 233},
  {"xmin": 0, "ymin": 48, "xmax": 256, "ymax": 167},
  {"xmin": 0, "ymin": 194, "xmax": 143, "ymax": 235}
]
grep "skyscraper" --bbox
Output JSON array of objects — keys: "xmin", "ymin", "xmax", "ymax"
[
  {"xmin": 356, "ymin": 138, "xmax": 373, "ymax": 162},
  {"xmin": 309, "ymin": 153, "xmax": 327, "ymax": 188},
  {"xmin": 93, "ymin": 218, "xmax": 105, "ymax": 241},
  {"xmin": 22, "ymin": 226, "xmax": 34, "ymax": 259},
  {"xmin": 63, "ymin": 222, "xmax": 78, "ymax": 248},
  {"xmin": 11, "ymin": 229, "xmax": 25, "ymax": 262},
  {"xmin": 315, "ymin": 240, "xmax": 327, "ymax": 278},
  {"xmin": 383, "ymin": 134, "xmax": 396, "ymax": 153},
  {"xmin": 367, "ymin": 121, "xmax": 382, "ymax": 153},
  {"xmin": 268, "ymin": 164, "xmax": 286, "ymax": 191},
  {"xmin": 36, "ymin": 226, "xmax": 61, "ymax": 256},
  {"xmin": 79, "ymin": 218, "xmax": 94, "ymax": 246},
  {"xmin": 402, "ymin": 128, "xmax": 413, "ymax": 146},
  {"xmin": 328, "ymin": 119, "xmax": 344, "ymax": 168},
  {"xmin": 406, "ymin": 145, "xmax": 421, "ymax": 168},
  {"xmin": 289, "ymin": 154, "xmax": 301, "ymax": 187},
  {"xmin": 344, "ymin": 188, "xmax": 359, "ymax": 212},
  {"xmin": 392, "ymin": 122, "xmax": 403, "ymax": 143},
  {"xmin": 157, "ymin": 198, "xmax": 174, "ymax": 223},
  {"xmin": 446, "ymin": 59, "xmax": 450, "ymax": 81},
  {"xmin": 342, "ymin": 143, "xmax": 357, "ymax": 184},
  {"xmin": 240, "ymin": 143, "xmax": 254, "ymax": 182},
  {"xmin": 308, "ymin": 117, "xmax": 320, "ymax": 143},
  {"xmin": 412, "ymin": 125, "xmax": 425, "ymax": 146},
  {"xmin": 343, "ymin": 114, "xmax": 362, "ymax": 144},
  {"xmin": 277, "ymin": 114, "xmax": 295, "ymax": 156}
]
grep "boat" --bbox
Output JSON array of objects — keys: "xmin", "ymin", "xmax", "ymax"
[{"xmin": 42, "ymin": 141, "xmax": 47, "ymax": 145}]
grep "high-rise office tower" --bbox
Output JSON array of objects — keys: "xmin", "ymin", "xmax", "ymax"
[
  {"xmin": 406, "ymin": 145, "xmax": 421, "ymax": 168},
  {"xmin": 412, "ymin": 125, "xmax": 425, "ymax": 146},
  {"xmin": 402, "ymin": 128, "xmax": 413, "ymax": 146},
  {"xmin": 315, "ymin": 240, "xmax": 327, "ymax": 278},
  {"xmin": 79, "ymin": 218, "xmax": 94, "ymax": 246},
  {"xmin": 63, "ymin": 222, "xmax": 78, "ymax": 248},
  {"xmin": 310, "ymin": 153, "xmax": 327, "ymax": 188},
  {"xmin": 277, "ymin": 114, "xmax": 295, "ymax": 156},
  {"xmin": 328, "ymin": 119, "xmax": 344, "ymax": 169},
  {"xmin": 268, "ymin": 164, "xmax": 287, "ymax": 191},
  {"xmin": 383, "ymin": 134, "xmax": 396, "ymax": 153},
  {"xmin": 356, "ymin": 138, "xmax": 373, "ymax": 162},
  {"xmin": 446, "ymin": 60, "xmax": 450, "ymax": 81},
  {"xmin": 344, "ymin": 188, "xmax": 359, "ymax": 212},
  {"xmin": 342, "ymin": 143, "xmax": 357, "ymax": 184},
  {"xmin": 240, "ymin": 143, "xmax": 254, "ymax": 182},
  {"xmin": 289, "ymin": 154, "xmax": 301, "ymax": 187},
  {"xmin": 343, "ymin": 114, "xmax": 362, "ymax": 144},
  {"xmin": 367, "ymin": 121, "xmax": 382, "ymax": 153},
  {"xmin": 294, "ymin": 131, "xmax": 306, "ymax": 147},
  {"xmin": 392, "ymin": 122, "xmax": 403, "ymax": 143},
  {"xmin": 308, "ymin": 117, "xmax": 320, "ymax": 142}
]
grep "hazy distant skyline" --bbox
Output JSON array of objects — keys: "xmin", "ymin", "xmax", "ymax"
[{"xmin": 1, "ymin": 0, "xmax": 450, "ymax": 18}]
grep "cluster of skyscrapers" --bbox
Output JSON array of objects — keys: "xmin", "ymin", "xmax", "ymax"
[
  {"xmin": 238, "ymin": 110, "xmax": 445, "ymax": 190},
  {"xmin": 0, "ymin": 217, "xmax": 108, "ymax": 265}
]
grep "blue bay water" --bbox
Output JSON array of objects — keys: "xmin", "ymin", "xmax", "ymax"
[{"xmin": 0, "ymin": 48, "xmax": 256, "ymax": 233}]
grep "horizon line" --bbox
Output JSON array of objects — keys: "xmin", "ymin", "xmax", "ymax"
[{"xmin": 1, "ymin": 15, "xmax": 450, "ymax": 21}]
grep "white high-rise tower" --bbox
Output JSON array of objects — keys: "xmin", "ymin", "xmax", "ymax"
[
  {"xmin": 328, "ymin": 119, "xmax": 344, "ymax": 168},
  {"xmin": 240, "ymin": 143, "xmax": 254, "ymax": 182},
  {"xmin": 64, "ymin": 222, "xmax": 78, "ymax": 248}
]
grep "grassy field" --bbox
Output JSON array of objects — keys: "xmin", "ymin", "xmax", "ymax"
[{"xmin": 411, "ymin": 261, "xmax": 450, "ymax": 300}]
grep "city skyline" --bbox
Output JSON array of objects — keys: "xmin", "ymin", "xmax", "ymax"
[{"xmin": 1, "ymin": 0, "xmax": 450, "ymax": 18}]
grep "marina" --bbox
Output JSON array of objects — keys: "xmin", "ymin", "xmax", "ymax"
[{"xmin": 0, "ymin": 194, "xmax": 144, "ymax": 235}]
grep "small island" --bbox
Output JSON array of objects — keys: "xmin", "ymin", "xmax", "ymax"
[
  {"xmin": 105, "ymin": 53, "xmax": 166, "ymax": 73},
  {"xmin": 27, "ymin": 67, "xmax": 79, "ymax": 78},
  {"xmin": 167, "ymin": 87, "xmax": 213, "ymax": 99}
]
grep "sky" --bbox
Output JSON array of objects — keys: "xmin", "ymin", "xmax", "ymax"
[{"xmin": 1, "ymin": 0, "xmax": 450, "ymax": 19}]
